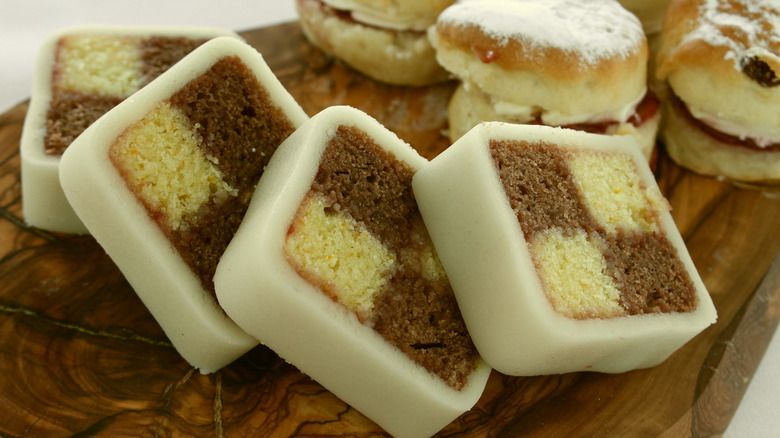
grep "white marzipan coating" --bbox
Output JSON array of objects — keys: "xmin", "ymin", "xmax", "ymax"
[
  {"xmin": 20, "ymin": 25, "xmax": 242, "ymax": 234},
  {"xmin": 214, "ymin": 106, "xmax": 491, "ymax": 438},
  {"xmin": 59, "ymin": 37, "xmax": 309, "ymax": 373},
  {"xmin": 411, "ymin": 122, "xmax": 717, "ymax": 376}
]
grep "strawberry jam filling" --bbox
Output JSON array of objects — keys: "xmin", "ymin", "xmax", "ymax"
[
  {"xmin": 670, "ymin": 91, "xmax": 780, "ymax": 152},
  {"xmin": 472, "ymin": 46, "xmax": 498, "ymax": 63},
  {"xmin": 528, "ymin": 90, "xmax": 659, "ymax": 134}
]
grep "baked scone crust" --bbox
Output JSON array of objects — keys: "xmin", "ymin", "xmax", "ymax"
[
  {"xmin": 656, "ymin": 0, "xmax": 780, "ymax": 133},
  {"xmin": 297, "ymin": 0, "xmax": 450, "ymax": 86},
  {"xmin": 322, "ymin": 0, "xmax": 453, "ymax": 28},
  {"xmin": 432, "ymin": 1, "xmax": 648, "ymax": 121}
]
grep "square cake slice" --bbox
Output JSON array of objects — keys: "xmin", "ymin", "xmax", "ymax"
[
  {"xmin": 59, "ymin": 37, "xmax": 309, "ymax": 373},
  {"xmin": 21, "ymin": 25, "xmax": 241, "ymax": 234},
  {"xmin": 214, "ymin": 106, "xmax": 490, "ymax": 438},
  {"xmin": 412, "ymin": 122, "xmax": 717, "ymax": 376}
]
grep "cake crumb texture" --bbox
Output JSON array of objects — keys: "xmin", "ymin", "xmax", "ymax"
[
  {"xmin": 491, "ymin": 140, "xmax": 599, "ymax": 236},
  {"xmin": 604, "ymin": 231, "xmax": 697, "ymax": 315},
  {"xmin": 286, "ymin": 193, "xmax": 397, "ymax": 319},
  {"xmin": 286, "ymin": 124, "xmax": 479, "ymax": 390},
  {"xmin": 140, "ymin": 36, "xmax": 208, "ymax": 80},
  {"xmin": 44, "ymin": 93, "xmax": 122, "ymax": 155},
  {"xmin": 168, "ymin": 57, "xmax": 296, "ymax": 189},
  {"xmin": 111, "ymin": 55, "xmax": 297, "ymax": 297},
  {"xmin": 531, "ymin": 228, "xmax": 624, "ymax": 319},
  {"xmin": 109, "ymin": 101, "xmax": 237, "ymax": 231},
  {"xmin": 45, "ymin": 34, "xmax": 209, "ymax": 155},
  {"xmin": 54, "ymin": 35, "xmax": 144, "ymax": 98},
  {"xmin": 490, "ymin": 139, "xmax": 697, "ymax": 318},
  {"xmin": 567, "ymin": 152, "xmax": 660, "ymax": 234}
]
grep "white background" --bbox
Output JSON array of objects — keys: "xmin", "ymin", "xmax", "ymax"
[{"xmin": 0, "ymin": 1, "xmax": 777, "ymax": 436}]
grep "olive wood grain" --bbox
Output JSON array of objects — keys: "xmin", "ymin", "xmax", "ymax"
[{"xmin": 0, "ymin": 21, "xmax": 779, "ymax": 437}]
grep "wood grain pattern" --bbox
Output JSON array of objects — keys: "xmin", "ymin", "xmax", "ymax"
[{"xmin": 1, "ymin": 21, "xmax": 779, "ymax": 437}]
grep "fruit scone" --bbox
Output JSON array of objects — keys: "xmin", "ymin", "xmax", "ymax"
[
  {"xmin": 430, "ymin": 0, "xmax": 661, "ymax": 161},
  {"xmin": 214, "ymin": 106, "xmax": 490, "ymax": 438},
  {"xmin": 296, "ymin": 0, "xmax": 454, "ymax": 86},
  {"xmin": 412, "ymin": 122, "xmax": 717, "ymax": 376},
  {"xmin": 59, "ymin": 37, "xmax": 309, "ymax": 373},
  {"xmin": 21, "ymin": 26, "xmax": 241, "ymax": 234},
  {"xmin": 657, "ymin": 0, "xmax": 780, "ymax": 186}
]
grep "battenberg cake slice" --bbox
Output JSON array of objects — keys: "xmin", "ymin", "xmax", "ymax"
[
  {"xmin": 21, "ymin": 25, "xmax": 242, "ymax": 234},
  {"xmin": 214, "ymin": 106, "xmax": 490, "ymax": 438},
  {"xmin": 412, "ymin": 122, "xmax": 717, "ymax": 376},
  {"xmin": 59, "ymin": 37, "xmax": 309, "ymax": 373}
]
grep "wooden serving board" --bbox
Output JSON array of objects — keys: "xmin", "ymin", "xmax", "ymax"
[{"xmin": 1, "ymin": 21, "xmax": 779, "ymax": 437}]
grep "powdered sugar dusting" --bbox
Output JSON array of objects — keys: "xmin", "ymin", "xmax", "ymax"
[
  {"xmin": 437, "ymin": 0, "xmax": 645, "ymax": 65},
  {"xmin": 683, "ymin": 0, "xmax": 780, "ymax": 71}
]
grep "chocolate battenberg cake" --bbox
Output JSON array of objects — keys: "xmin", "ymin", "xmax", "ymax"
[
  {"xmin": 59, "ymin": 37, "xmax": 309, "ymax": 373},
  {"xmin": 412, "ymin": 122, "xmax": 717, "ymax": 376},
  {"xmin": 215, "ymin": 106, "xmax": 490, "ymax": 438},
  {"xmin": 21, "ymin": 26, "xmax": 241, "ymax": 234}
]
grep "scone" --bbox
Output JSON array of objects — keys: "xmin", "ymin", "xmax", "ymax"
[
  {"xmin": 413, "ymin": 122, "xmax": 717, "ymax": 376},
  {"xmin": 59, "ymin": 37, "xmax": 309, "ymax": 373},
  {"xmin": 656, "ymin": 0, "xmax": 780, "ymax": 186},
  {"xmin": 20, "ymin": 25, "xmax": 241, "ymax": 234},
  {"xmin": 296, "ymin": 0, "xmax": 454, "ymax": 86},
  {"xmin": 430, "ymin": 0, "xmax": 661, "ymax": 161},
  {"xmin": 215, "ymin": 106, "xmax": 490, "ymax": 438}
]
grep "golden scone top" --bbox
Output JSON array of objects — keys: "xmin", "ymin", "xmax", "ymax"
[
  {"xmin": 435, "ymin": 0, "xmax": 645, "ymax": 68},
  {"xmin": 658, "ymin": 0, "xmax": 780, "ymax": 83}
]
